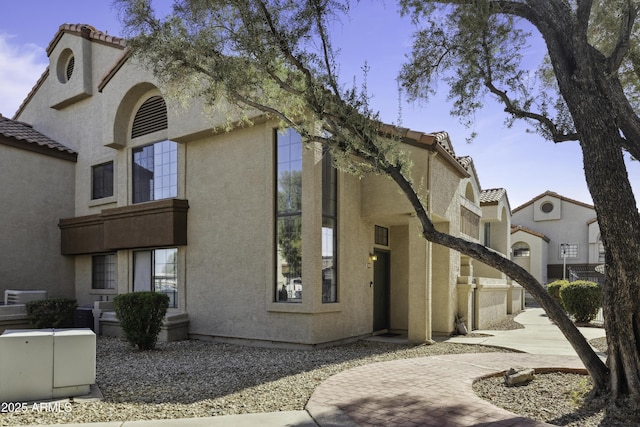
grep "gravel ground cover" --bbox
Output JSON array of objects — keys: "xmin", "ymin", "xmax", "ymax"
[
  {"xmin": 472, "ymin": 334, "xmax": 630, "ymax": 427},
  {"xmin": 0, "ymin": 337, "xmax": 508, "ymax": 426},
  {"xmin": 0, "ymin": 315, "xmax": 620, "ymax": 427}
]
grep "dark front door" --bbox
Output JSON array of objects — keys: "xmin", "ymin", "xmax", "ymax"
[{"xmin": 373, "ymin": 249, "xmax": 390, "ymax": 331}]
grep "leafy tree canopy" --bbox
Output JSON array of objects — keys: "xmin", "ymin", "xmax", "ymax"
[{"xmin": 118, "ymin": 0, "xmax": 640, "ymax": 413}]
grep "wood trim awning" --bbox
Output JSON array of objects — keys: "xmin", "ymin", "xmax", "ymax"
[{"xmin": 59, "ymin": 199, "xmax": 189, "ymax": 255}]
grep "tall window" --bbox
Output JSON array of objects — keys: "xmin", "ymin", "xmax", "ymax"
[
  {"xmin": 92, "ymin": 161, "xmax": 114, "ymax": 199},
  {"xmin": 92, "ymin": 254, "xmax": 116, "ymax": 289},
  {"xmin": 132, "ymin": 140, "xmax": 177, "ymax": 203},
  {"xmin": 134, "ymin": 248, "xmax": 178, "ymax": 308},
  {"xmin": 322, "ymin": 146, "xmax": 337, "ymax": 303},
  {"xmin": 275, "ymin": 129, "xmax": 302, "ymax": 302}
]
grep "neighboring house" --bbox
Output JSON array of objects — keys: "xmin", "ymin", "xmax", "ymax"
[
  {"xmin": 511, "ymin": 191, "xmax": 604, "ymax": 286},
  {"xmin": 0, "ymin": 115, "xmax": 77, "ymax": 300},
  {"xmin": 4, "ymin": 23, "xmax": 521, "ymax": 345},
  {"xmin": 455, "ymin": 159, "xmax": 522, "ymax": 329}
]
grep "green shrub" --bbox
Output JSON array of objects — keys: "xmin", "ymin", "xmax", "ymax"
[
  {"xmin": 26, "ymin": 298, "xmax": 77, "ymax": 329},
  {"xmin": 560, "ymin": 280, "xmax": 603, "ymax": 323},
  {"xmin": 114, "ymin": 292, "xmax": 169, "ymax": 350},
  {"xmin": 546, "ymin": 280, "xmax": 569, "ymax": 308}
]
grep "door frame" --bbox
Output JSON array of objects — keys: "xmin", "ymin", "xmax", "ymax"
[{"xmin": 373, "ymin": 248, "xmax": 391, "ymax": 332}]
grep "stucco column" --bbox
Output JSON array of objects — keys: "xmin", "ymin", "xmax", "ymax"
[{"xmin": 407, "ymin": 220, "xmax": 432, "ymax": 343}]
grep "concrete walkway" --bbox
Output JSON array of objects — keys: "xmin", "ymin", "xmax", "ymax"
[
  {"xmin": 446, "ymin": 307, "xmax": 606, "ymax": 357},
  {"xmin": 27, "ymin": 308, "xmax": 604, "ymax": 427}
]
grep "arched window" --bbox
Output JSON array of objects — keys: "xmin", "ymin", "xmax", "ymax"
[
  {"xmin": 131, "ymin": 95, "xmax": 176, "ymax": 204},
  {"xmin": 512, "ymin": 242, "xmax": 530, "ymax": 257}
]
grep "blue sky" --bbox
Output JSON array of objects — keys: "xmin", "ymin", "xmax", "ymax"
[{"xmin": 1, "ymin": 0, "xmax": 638, "ymax": 209}]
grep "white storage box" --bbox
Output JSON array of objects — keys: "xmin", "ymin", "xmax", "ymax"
[{"xmin": 0, "ymin": 328, "xmax": 96, "ymax": 402}]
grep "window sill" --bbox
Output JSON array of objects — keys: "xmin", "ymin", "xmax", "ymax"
[
  {"xmin": 89, "ymin": 290, "xmax": 117, "ymax": 296},
  {"xmin": 267, "ymin": 301, "xmax": 342, "ymax": 314},
  {"xmin": 89, "ymin": 196, "xmax": 116, "ymax": 208}
]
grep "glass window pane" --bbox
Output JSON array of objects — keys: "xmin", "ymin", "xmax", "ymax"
[
  {"xmin": 322, "ymin": 147, "xmax": 337, "ymax": 303},
  {"xmin": 92, "ymin": 162, "xmax": 114, "ymax": 200},
  {"xmin": 275, "ymin": 129, "xmax": 303, "ymax": 303},
  {"xmin": 133, "ymin": 140, "xmax": 177, "ymax": 203},
  {"xmin": 92, "ymin": 254, "xmax": 115, "ymax": 289},
  {"xmin": 153, "ymin": 248, "xmax": 178, "ymax": 308},
  {"xmin": 322, "ymin": 218, "xmax": 337, "ymax": 303}
]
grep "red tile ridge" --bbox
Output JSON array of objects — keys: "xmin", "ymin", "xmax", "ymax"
[
  {"xmin": 512, "ymin": 190, "xmax": 594, "ymax": 213},
  {"xmin": 511, "ymin": 224, "xmax": 550, "ymax": 242},
  {"xmin": 46, "ymin": 23, "xmax": 126, "ymax": 56}
]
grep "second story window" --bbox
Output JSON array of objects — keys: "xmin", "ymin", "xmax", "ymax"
[
  {"xmin": 92, "ymin": 161, "xmax": 114, "ymax": 199},
  {"xmin": 132, "ymin": 140, "xmax": 177, "ymax": 203},
  {"xmin": 560, "ymin": 243, "xmax": 578, "ymax": 259}
]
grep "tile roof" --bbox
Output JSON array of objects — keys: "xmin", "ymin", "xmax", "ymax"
[
  {"xmin": 46, "ymin": 24, "xmax": 126, "ymax": 56},
  {"xmin": 480, "ymin": 188, "xmax": 506, "ymax": 204},
  {"xmin": 0, "ymin": 114, "xmax": 77, "ymax": 161},
  {"xmin": 378, "ymin": 125, "xmax": 469, "ymax": 177},
  {"xmin": 14, "ymin": 24, "xmax": 126, "ymax": 120},
  {"xmin": 511, "ymin": 225, "xmax": 550, "ymax": 242},
  {"xmin": 457, "ymin": 156, "xmax": 472, "ymax": 168},
  {"xmin": 512, "ymin": 190, "xmax": 594, "ymax": 213}
]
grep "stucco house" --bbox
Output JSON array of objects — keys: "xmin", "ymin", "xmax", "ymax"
[
  {"xmin": 1, "ymin": 23, "xmax": 521, "ymax": 345},
  {"xmin": 511, "ymin": 191, "xmax": 604, "ymax": 286},
  {"xmin": 0, "ymin": 116, "xmax": 76, "ymax": 301}
]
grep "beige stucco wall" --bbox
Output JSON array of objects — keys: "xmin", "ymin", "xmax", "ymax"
[
  {"xmin": 180, "ymin": 123, "xmax": 377, "ymax": 344},
  {"xmin": 431, "ymin": 221, "xmax": 457, "ymax": 334},
  {"xmin": 511, "ymin": 231, "xmax": 549, "ymax": 284},
  {"xmin": 0, "ymin": 144, "xmax": 75, "ymax": 298},
  {"xmin": 389, "ymin": 225, "xmax": 409, "ymax": 331},
  {"xmin": 13, "ymin": 27, "xmax": 499, "ymax": 345},
  {"xmin": 475, "ymin": 280, "xmax": 509, "ymax": 329}
]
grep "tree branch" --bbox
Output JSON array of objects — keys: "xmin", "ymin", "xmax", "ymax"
[
  {"xmin": 575, "ymin": 0, "xmax": 593, "ymax": 47},
  {"xmin": 608, "ymin": 0, "xmax": 639, "ymax": 74},
  {"xmin": 257, "ymin": 1, "xmax": 315, "ymax": 88},
  {"xmin": 309, "ymin": 0, "xmax": 342, "ymax": 101},
  {"xmin": 478, "ymin": 28, "xmax": 578, "ymax": 142}
]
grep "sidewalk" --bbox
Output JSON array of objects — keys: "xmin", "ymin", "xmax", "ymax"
[
  {"xmin": 27, "ymin": 308, "xmax": 603, "ymax": 427},
  {"xmin": 446, "ymin": 307, "xmax": 606, "ymax": 357},
  {"xmin": 305, "ymin": 308, "xmax": 605, "ymax": 426}
]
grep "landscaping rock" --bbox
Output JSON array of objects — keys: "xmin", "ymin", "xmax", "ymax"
[{"xmin": 504, "ymin": 367, "xmax": 535, "ymax": 386}]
